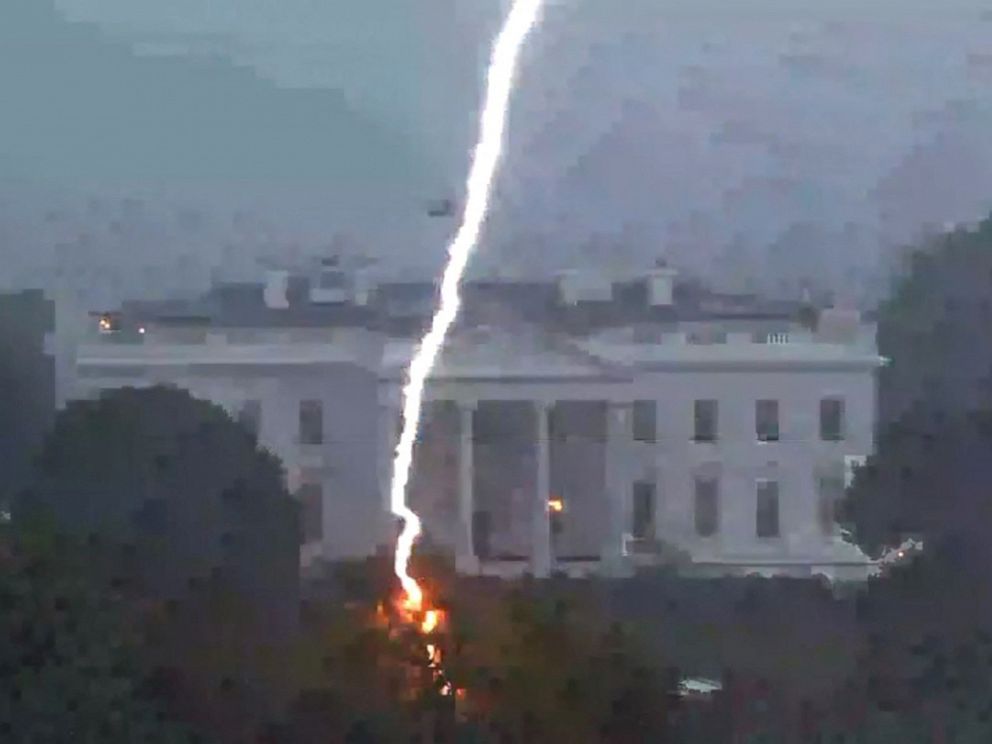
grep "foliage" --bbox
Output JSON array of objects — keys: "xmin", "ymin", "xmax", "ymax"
[
  {"xmin": 13, "ymin": 385, "xmax": 304, "ymax": 742},
  {"xmin": 446, "ymin": 580, "xmax": 674, "ymax": 743},
  {"xmin": 0, "ymin": 516, "xmax": 205, "ymax": 742},
  {"xmin": 875, "ymin": 214, "xmax": 992, "ymax": 428},
  {"xmin": 18, "ymin": 385, "xmax": 300, "ymax": 628}
]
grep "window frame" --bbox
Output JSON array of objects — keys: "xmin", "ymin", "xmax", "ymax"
[
  {"xmin": 693, "ymin": 475, "xmax": 719, "ymax": 537},
  {"xmin": 693, "ymin": 399, "xmax": 719, "ymax": 442},
  {"xmin": 819, "ymin": 397, "xmax": 845, "ymax": 441},
  {"xmin": 299, "ymin": 398, "xmax": 324, "ymax": 445},
  {"xmin": 755, "ymin": 399, "xmax": 780, "ymax": 442},
  {"xmin": 755, "ymin": 478, "xmax": 781, "ymax": 539},
  {"xmin": 631, "ymin": 480, "xmax": 657, "ymax": 540},
  {"xmin": 632, "ymin": 400, "xmax": 657, "ymax": 443}
]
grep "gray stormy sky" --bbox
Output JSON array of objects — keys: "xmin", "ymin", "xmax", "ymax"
[{"xmin": 3, "ymin": 0, "xmax": 992, "ymax": 302}]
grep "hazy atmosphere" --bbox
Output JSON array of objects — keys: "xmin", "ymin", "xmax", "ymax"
[
  {"xmin": 4, "ymin": 0, "xmax": 992, "ymax": 301},
  {"xmin": 4, "ymin": 2, "xmax": 992, "ymax": 741}
]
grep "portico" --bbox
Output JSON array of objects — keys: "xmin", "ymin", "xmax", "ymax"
[{"xmin": 379, "ymin": 326, "xmax": 637, "ymax": 578}]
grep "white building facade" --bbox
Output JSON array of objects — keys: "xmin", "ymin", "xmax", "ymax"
[{"xmin": 66, "ymin": 262, "xmax": 883, "ymax": 579}]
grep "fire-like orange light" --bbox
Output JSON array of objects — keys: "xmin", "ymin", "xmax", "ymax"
[
  {"xmin": 548, "ymin": 497, "xmax": 564, "ymax": 513},
  {"xmin": 421, "ymin": 608, "xmax": 442, "ymax": 635}
]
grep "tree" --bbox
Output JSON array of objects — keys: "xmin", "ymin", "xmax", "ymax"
[
  {"xmin": 875, "ymin": 214, "xmax": 992, "ymax": 428},
  {"xmin": 446, "ymin": 580, "xmax": 674, "ymax": 743},
  {"xmin": 0, "ymin": 290, "xmax": 55, "ymax": 509},
  {"xmin": 837, "ymin": 215, "xmax": 992, "ymax": 742},
  {"xmin": 842, "ymin": 214, "xmax": 992, "ymax": 554},
  {"xmin": 16, "ymin": 386, "xmax": 302, "ymax": 741},
  {"xmin": 19, "ymin": 385, "xmax": 299, "ymax": 629},
  {"xmin": 0, "ymin": 515, "xmax": 205, "ymax": 742}
]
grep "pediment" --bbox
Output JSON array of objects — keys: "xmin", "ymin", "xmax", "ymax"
[{"xmin": 430, "ymin": 323, "xmax": 626, "ymax": 379}]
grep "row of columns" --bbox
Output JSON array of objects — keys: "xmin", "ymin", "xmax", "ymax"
[{"xmin": 380, "ymin": 399, "xmax": 632, "ymax": 579}]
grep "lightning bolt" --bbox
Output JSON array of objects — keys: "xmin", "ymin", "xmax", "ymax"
[{"xmin": 389, "ymin": 0, "xmax": 546, "ymax": 611}]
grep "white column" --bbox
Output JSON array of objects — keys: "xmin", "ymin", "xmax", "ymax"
[
  {"xmin": 603, "ymin": 402, "xmax": 633, "ymax": 577},
  {"xmin": 532, "ymin": 401, "xmax": 553, "ymax": 578},
  {"xmin": 456, "ymin": 401, "xmax": 479, "ymax": 574}
]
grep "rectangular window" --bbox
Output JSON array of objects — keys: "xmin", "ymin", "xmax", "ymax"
[
  {"xmin": 756, "ymin": 399, "xmax": 779, "ymax": 442},
  {"xmin": 237, "ymin": 399, "xmax": 261, "ymax": 437},
  {"xmin": 632, "ymin": 481, "xmax": 656, "ymax": 540},
  {"xmin": 694, "ymin": 399, "xmax": 718, "ymax": 442},
  {"xmin": 298, "ymin": 481, "xmax": 323, "ymax": 543},
  {"xmin": 473, "ymin": 510, "xmax": 492, "ymax": 561},
  {"xmin": 818, "ymin": 475, "xmax": 845, "ymax": 535},
  {"xmin": 632, "ymin": 400, "xmax": 657, "ymax": 443},
  {"xmin": 820, "ymin": 398, "xmax": 845, "ymax": 441},
  {"xmin": 756, "ymin": 480, "xmax": 780, "ymax": 538},
  {"xmin": 694, "ymin": 476, "xmax": 719, "ymax": 537},
  {"xmin": 299, "ymin": 399, "xmax": 324, "ymax": 445}
]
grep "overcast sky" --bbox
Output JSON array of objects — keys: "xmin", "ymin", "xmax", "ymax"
[{"xmin": 3, "ymin": 0, "xmax": 992, "ymax": 299}]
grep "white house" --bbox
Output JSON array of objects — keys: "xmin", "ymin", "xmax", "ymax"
[{"xmin": 66, "ymin": 259, "xmax": 883, "ymax": 579}]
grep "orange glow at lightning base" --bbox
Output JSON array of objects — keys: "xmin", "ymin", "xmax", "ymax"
[{"xmin": 388, "ymin": 0, "xmax": 546, "ymax": 616}]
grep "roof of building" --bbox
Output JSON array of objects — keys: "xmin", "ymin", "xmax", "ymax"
[{"xmin": 106, "ymin": 270, "xmax": 809, "ymax": 336}]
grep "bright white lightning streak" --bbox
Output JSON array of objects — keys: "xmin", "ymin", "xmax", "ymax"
[{"xmin": 389, "ymin": 0, "xmax": 545, "ymax": 610}]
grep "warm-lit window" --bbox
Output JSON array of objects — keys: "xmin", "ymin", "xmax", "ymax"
[
  {"xmin": 756, "ymin": 480, "xmax": 780, "ymax": 538},
  {"xmin": 632, "ymin": 401, "xmax": 657, "ymax": 443},
  {"xmin": 694, "ymin": 400, "xmax": 718, "ymax": 442},
  {"xmin": 299, "ymin": 399, "xmax": 324, "ymax": 445},
  {"xmin": 756, "ymin": 400, "xmax": 780, "ymax": 442},
  {"xmin": 694, "ymin": 476, "xmax": 719, "ymax": 537}
]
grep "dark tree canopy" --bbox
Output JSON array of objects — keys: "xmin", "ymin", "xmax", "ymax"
[
  {"xmin": 844, "ymin": 214, "xmax": 992, "ymax": 559},
  {"xmin": 0, "ymin": 290, "xmax": 55, "ymax": 506},
  {"xmin": 876, "ymin": 214, "xmax": 992, "ymax": 428},
  {"xmin": 19, "ymin": 385, "xmax": 299, "ymax": 631},
  {"xmin": 0, "ymin": 518, "xmax": 205, "ymax": 742}
]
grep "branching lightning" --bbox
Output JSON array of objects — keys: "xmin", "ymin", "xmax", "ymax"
[{"xmin": 389, "ymin": 0, "xmax": 545, "ymax": 610}]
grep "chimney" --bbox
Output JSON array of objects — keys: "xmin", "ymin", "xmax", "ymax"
[
  {"xmin": 647, "ymin": 259, "xmax": 678, "ymax": 307},
  {"xmin": 264, "ymin": 269, "xmax": 290, "ymax": 309}
]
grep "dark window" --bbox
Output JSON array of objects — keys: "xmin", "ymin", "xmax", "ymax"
[
  {"xmin": 756, "ymin": 399, "xmax": 779, "ymax": 441},
  {"xmin": 298, "ymin": 481, "xmax": 323, "ymax": 543},
  {"xmin": 473, "ymin": 510, "xmax": 492, "ymax": 560},
  {"xmin": 299, "ymin": 399, "xmax": 324, "ymax": 445},
  {"xmin": 632, "ymin": 481, "xmax": 656, "ymax": 540},
  {"xmin": 237, "ymin": 399, "xmax": 261, "ymax": 437},
  {"xmin": 818, "ymin": 475, "xmax": 845, "ymax": 535},
  {"xmin": 694, "ymin": 400, "xmax": 718, "ymax": 442},
  {"xmin": 756, "ymin": 480, "xmax": 780, "ymax": 538},
  {"xmin": 820, "ymin": 398, "xmax": 845, "ymax": 441},
  {"xmin": 694, "ymin": 476, "xmax": 719, "ymax": 536},
  {"xmin": 632, "ymin": 400, "xmax": 657, "ymax": 442}
]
